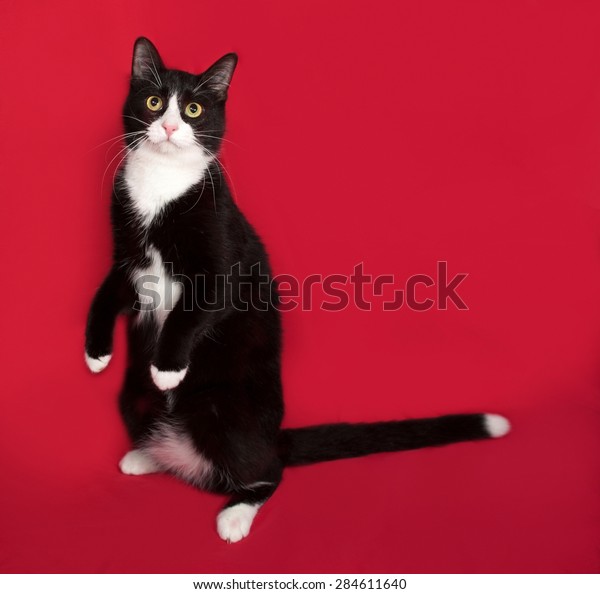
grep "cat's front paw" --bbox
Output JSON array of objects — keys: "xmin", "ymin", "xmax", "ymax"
[
  {"xmin": 150, "ymin": 365, "xmax": 188, "ymax": 390},
  {"xmin": 85, "ymin": 352, "xmax": 112, "ymax": 373}
]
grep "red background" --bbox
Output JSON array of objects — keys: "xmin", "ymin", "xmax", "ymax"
[{"xmin": 1, "ymin": 0, "xmax": 600, "ymax": 573}]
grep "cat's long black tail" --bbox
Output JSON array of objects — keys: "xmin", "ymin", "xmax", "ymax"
[{"xmin": 278, "ymin": 413, "xmax": 510, "ymax": 467}]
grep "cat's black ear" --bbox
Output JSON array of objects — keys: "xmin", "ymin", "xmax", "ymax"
[
  {"xmin": 132, "ymin": 37, "xmax": 165, "ymax": 81},
  {"xmin": 199, "ymin": 54, "xmax": 238, "ymax": 100}
]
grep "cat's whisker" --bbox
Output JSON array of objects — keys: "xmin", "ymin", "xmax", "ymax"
[
  {"xmin": 112, "ymin": 140, "xmax": 148, "ymax": 205},
  {"xmin": 205, "ymin": 161, "xmax": 218, "ymax": 214},
  {"xmin": 100, "ymin": 134, "xmax": 146, "ymax": 200},
  {"xmin": 103, "ymin": 132, "xmax": 147, "ymax": 161},
  {"xmin": 193, "ymin": 129, "xmax": 241, "ymax": 147},
  {"xmin": 111, "ymin": 137, "xmax": 147, "ymax": 197},
  {"xmin": 196, "ymin": 134, "xmax": 239, "ymax": 148},
  {"xmin": 87, "ymin": 131, "xmax": 145, "ymax": 154},
  {"xmin": 123, "ymin": 114, "xmax": 150, "ymax": 127},
  {"xmin": 101, "ymin": 145, "xmax": 130, "ymax": 198},
  {"xmin": 181, "ymin": 170, "xmax": 208, "ymax": 215},
  {"xmin": 198, "ymin": 144, "xmax": 239, "ymax": 202}
]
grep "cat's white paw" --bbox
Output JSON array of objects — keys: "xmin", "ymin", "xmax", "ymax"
[
  {"xmin": 150, "ymin": 365, "xmax": 188, "ymax": 390},
  {"xmin": 85, "ymin": 353, "xmax": 112, "ymax": 373},
  {"xmin": 119, "ymin": 450, "xmax": 160, "ymax": 475},
  {"xmin": 216, "ymin": 503, "xmax": 260, "ymax": 543}
]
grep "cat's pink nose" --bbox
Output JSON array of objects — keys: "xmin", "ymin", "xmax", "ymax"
[{"xmin": 163, "ymin": 123, "xmax": 178, "ymax": 138}]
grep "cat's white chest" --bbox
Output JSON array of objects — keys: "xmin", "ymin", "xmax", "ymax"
[
  {"xmin": 132, "ymin": 245, "xmax": 182, "ymax": 329},
  {"xmin": 124, "ymin": 142, "xmax": 210, "ymax": 224}
]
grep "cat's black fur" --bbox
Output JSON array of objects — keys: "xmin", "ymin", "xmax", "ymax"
[{"xmin": 85, "ymin": 38, "xmax": 506, "ymax": 541}]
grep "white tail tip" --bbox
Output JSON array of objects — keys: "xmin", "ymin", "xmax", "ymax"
[{"xmin": 484, "ymin": 414, "xmax": 511, "ymax": 438}]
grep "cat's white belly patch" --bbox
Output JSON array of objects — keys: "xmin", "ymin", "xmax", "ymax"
[
  {"xmin": 132, "ymin": 245, "xmax": 182, "ymax": 329},
  {"xmin": 144, "ymin": 424, "xmax": 213, "ymax": 487}
]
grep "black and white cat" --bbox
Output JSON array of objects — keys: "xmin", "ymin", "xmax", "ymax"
[{"xmin": 85, "ymin": 38, "xmax": 510, "ymax": 543}]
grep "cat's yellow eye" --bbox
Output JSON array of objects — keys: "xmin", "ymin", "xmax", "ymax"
[
  {"xmin": 146, "ymin": 96, "xmax": 163, "ymax": 111},
  {"xmin": 185, "ymin": 102, "xmax": 203, "ymax": 118}
]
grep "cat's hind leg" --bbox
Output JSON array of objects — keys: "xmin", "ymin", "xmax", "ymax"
[
  {"xmin": 217, "ymin": 480, "xmax": 280, "ymax": 543},
  {"xmin": 118, "ymin": 365, "xmax": 166, "ymax": 476},
  {"xmin": 118, "ymin": 365, "xmax": 164, "ymax": 444},
  {"xmin": 119, "ymin": 449, "xmax": 161, "ymax": 475}
]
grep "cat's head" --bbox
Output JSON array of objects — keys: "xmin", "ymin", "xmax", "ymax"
[{"xmin": 123, "ymin": 37, "xmax": 237, "ymax": 157}]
